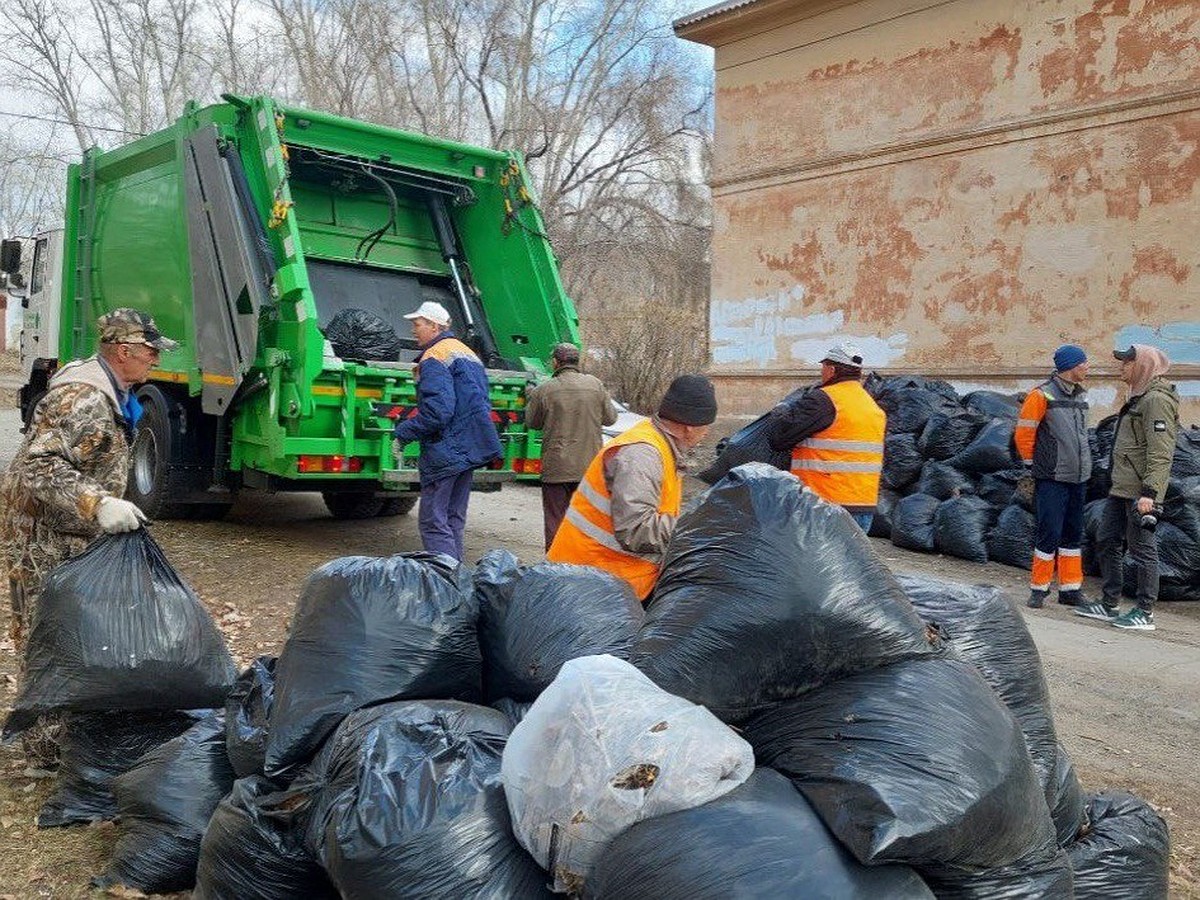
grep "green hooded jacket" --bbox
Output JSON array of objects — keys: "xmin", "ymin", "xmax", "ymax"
[{"xmin": 1109, "ymin": 376, "xmax": 1180, "ymax": 502}]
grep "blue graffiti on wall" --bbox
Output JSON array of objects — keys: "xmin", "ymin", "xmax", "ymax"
[{"xmin": 1113, "ymin": 322, "xmax": 1200, "ymax": 364}]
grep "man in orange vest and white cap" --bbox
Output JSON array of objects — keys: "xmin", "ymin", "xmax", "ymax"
[
  {"xmin": 767, "ymin": 343, "xmax": 886, "ymax": 531},
  {"xmin": 547, "ymin": 374, "xmax": 717, "ymax": 601}
]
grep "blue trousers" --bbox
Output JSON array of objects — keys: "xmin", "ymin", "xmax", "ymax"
[
  {"xmin": 418, "ymin": 470, "xmax": 473, "ymax": 561},
  {"xmin": 1034, "ymin": 480, "xmax": 1086, "ymax": 555}
]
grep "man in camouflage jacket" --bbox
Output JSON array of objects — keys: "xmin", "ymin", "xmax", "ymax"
[{"xmin": 1, "ymin": 309, "xmax": 178, "ymax": 654}]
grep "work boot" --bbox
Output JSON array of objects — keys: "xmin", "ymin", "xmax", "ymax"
[
  {"xmin": 1074, "ymin": 601, "xmax": 1119, "ymax": 622},
  {"xmin": 1026, "ymin": 589, "xmax": 1048, "ymax": 609},
  {"xmin": 1111, "ymin": 607, "xmax": 1155, "ymax": 631},
  {"xmin": 1057, "ymin": 589, "xmax": 1085, "ymax": 607}
]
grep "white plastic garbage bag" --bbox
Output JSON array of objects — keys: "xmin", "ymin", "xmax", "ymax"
[{"xmin": 500, "ymin": 654, "xmax": 754, "ymax": 893}]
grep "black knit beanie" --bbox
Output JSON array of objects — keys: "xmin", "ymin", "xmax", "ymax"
[{"xmin": 658, "ymin": 374, "xmax": 718, "ymax": 426}]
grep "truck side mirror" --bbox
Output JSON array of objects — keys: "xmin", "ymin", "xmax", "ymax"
[{"xmin": 0, "ymin": 239, "xmax": 21, "ymax": 275}]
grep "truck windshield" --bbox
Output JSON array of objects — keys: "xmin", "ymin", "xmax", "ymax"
[{"xmin": 306, "ymin": 259, "xmax": 485, "ymax": 357}]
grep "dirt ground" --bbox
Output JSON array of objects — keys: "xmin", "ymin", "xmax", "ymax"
[{"xmin": 0, "ymin": 415, "xmax": 1197, "ymax": 898}]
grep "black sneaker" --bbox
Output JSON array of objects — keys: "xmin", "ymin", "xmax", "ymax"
[
  {"xmin": 1075, "ymin": 601, "xmax": 1119, "ymax": 622},
  {"xmin": 1057, "ymin": 590, "xmax": 1084, "ymax": 607},
  {"xmin": 1027, "ymin": 589, "xmax": 1047, "ymax": 609}
]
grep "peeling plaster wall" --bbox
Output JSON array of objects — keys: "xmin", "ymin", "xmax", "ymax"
[{"xmin": 695, "ymin": 0, "xmax": 1200, "ymax": 419}]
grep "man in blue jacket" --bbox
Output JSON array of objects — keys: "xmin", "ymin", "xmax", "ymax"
[{"xmin": 393, "ymin": 301, "xmax": 501, "ymax": 560}]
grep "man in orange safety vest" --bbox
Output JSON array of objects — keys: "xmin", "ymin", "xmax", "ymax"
[
  {"xmin": 547, "ymin": 375, "xmax": 717, "ymax": 601},
  {"xmin": 767, "ymin": 343, "xmax": 886, "ymax": 531}
]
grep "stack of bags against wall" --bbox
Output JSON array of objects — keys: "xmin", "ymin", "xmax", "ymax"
[
  {"xmin": 600, "ymin": 463, "xmax": 1168, "ymax": 899},
  {"xmin": 702, "ymin": 373, "xmax": 1200, "ymax": 588},
  {"xmin": 3, "ymin": 530, "xmax": 236, "ymax": 834}
]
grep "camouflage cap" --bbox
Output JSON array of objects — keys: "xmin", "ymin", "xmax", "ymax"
[{"xmin": 97, "ymin": 308, "xmax": 179, "ymax": 351}]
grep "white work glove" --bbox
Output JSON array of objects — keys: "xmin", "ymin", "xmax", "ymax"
[{"xmin": 96, "ymin": 496, "xmax": 148, "ymax": 533}]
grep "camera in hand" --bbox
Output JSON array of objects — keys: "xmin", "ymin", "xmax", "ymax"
[{"xmin": 1139, "ymin": 505, "xmax": 1162, "ymax": 531}]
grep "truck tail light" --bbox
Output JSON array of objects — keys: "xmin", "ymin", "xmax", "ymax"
[
  {"xmin": 298, "ymin": 455, "xmax": 364, "ymax": 473},
  {"xmin": 513, "ymin": 458, "xmax": 541, "ymax": 475}
]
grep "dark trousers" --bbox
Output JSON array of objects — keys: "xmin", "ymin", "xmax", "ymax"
[
  {"xmin": 1098, "ymin": 496, "xmax": 1159, "ymax": 611},
  {"xmin": 1034, "ymin": 480, "xmax": 1086, "ymax": 554},
  {"xmin": 418, "ymin": 470, "xmax": 474, "ymax": 561},
  {"xmin": 541, "ymin": 481, "xmax": 578, "ymax": 550},
  {"xmin": 1031, "ymin": 480, "xmax": 1087, "ymax": 594}
]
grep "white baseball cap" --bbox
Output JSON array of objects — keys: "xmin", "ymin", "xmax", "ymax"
[
  {"xmin": 822, "ymin": 342, "xmax": 864, "ymax": 367},
  {"xmin": 403, "ymin": 301, "xmax": 451, "ymax": 327}
]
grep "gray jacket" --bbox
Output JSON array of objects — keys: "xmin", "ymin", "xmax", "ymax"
[
  {"xmin": 526, "ymin": 367, "xmax": 617, "ymax": 483},
  {"xmin": 1028, "ymin": 375, "xmax": 1092, "ymax": 484}
]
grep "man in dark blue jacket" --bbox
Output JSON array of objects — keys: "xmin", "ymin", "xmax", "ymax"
[{"xmin": 394, "ymin": 301, "xmax": 501, "ymax": 560}]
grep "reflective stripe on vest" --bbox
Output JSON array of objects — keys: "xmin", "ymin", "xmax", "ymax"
[
  {"xmin": 790, "ymin": 380, "xmax": 886, "ymax": 510},
  {"xmin": 546, "ymin": 419, "xmax": 681, "ymax": 601}
]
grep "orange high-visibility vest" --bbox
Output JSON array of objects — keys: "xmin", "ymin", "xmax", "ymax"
[
  {"xmin": 790, "ymin": 380, "xmax": 886, "ymax": 513},
  {"xmin": 547, "ymin": 419, "xmax": 681, "ymax": 600}
]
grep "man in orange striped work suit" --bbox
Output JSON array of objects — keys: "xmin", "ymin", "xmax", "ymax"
[
  {"xmin": 1014, "ymin": 344, "xmax": 1092, "ymax": 609},
  {"xmin": 766, "ymin": 343, "xmax": 886, "ymax": 532},
  {"xmin": 547, "ymin": 375, "xmax": 717, "ymax": 601}
]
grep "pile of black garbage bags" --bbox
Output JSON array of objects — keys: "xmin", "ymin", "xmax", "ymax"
[
  {"xmin": 4, "ymin": 473, "xmax": 1172, "ymax": 898},
  {"xmin": 704, "ymin": 374, "xmax": 1200, "ymax": 600}
]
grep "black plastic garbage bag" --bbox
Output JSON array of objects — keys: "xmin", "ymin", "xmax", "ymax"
[
  {"xmin": 304, "ymin": 700, "xmax": 549, "ymax": 900},
  {"xmin": 988, "ymin": 504, "xmax": 1036, "ymax": 569},
  {"xmin": 878, "ymin": 387, "xmax": 958, "ymax": 434},
  {"xmin": 194, "ymin": 776, "xmax": 338, "ymax": 900},
  {"xmin": 745, "ymin": 658, "xmax": 1056, "ymax": 870},
  {"xmin": 868, "ymin": 488, "xmax": 900, "ymax": 538},
  {"xmin": 96, "ymin": 713, "xmax": 236, "ymax": 894},
  {"xmin": 1154, "ymin": 521, "xmax": 1197, "ymax": 582},
  {"xmin": 5, "ymin": 531, "xmax": 236, "ymax": 736},
  {"xmin": 265, "ymin": 553, "xmax": 481, "ymax": 777},
  {"xmin": 890, "ymin": 493, "xmax": 941, "ymax": 551},
  {"xmin": 964, "ymin": 390, "xmax": 1021, "ymax": 420},
  {"xmin": 866, "ymin": 373, "xmax": 959, "ymax": 402},
  {"xmin": 490, "ymin": 697, "xmax": 533, "ymax": 728},
  {"xmin": 1163, "ymin": 476, "xmax": 1200, "ymax": 545},
  {"xmin": 631, "ymin": 464, "xmax": 940, "ymax": 724},
  {"xmin": 38, "ymin": 710, "xmax": 196, "ymax": 828},
  {"xmin": 1068, "ymin": 792, "xmax": 1170, "ymax": 900},
  {"xmin": 1080, "ymin": 500, "xmax": 1107, "ymax": 576},
  {"xmin": 226, "ymin": 656, "xmax": 276, "ymax": 778},
  {"xmin": 883, "ymin": 432, "xmax": 925, "ymax": 491},
  {"xmin": 899, "ymin": 576, "xmax": 1058, "ymax": 806},
  {"xmin": 474, "ymin": 549, "xmax": 643, "ymax": 702},
  {"xmin": 698, "ymin": 388, "xmax": 805, "ymax": 484},
  {"xmin": 585, "ymin": 768, "xmax": 934, "ymax": 900},
  {"xmin": 917, "ymin": 459, "xmax": 976, "ymax": 501},
  {"xmin": 933, "ymin": 496, "xmax": 995, "ymax": 562},
  {"xmin": 324, "ymin": 307, "xmax": 402, "ymax": 361},
  {"xmin": 950, "ymin": 419, "xmax": 1018, "ymax": 474},
  {"xmin": 978, "ymin": 468, "xmax": 1030, "ymax": 511},
  {"xmin": 919, "ymin": 412, "xmax": 986, "ymax": 461},
  {"xmin": 1050, "ymin": 744, "xmax": 1088, "ymax": 848},
  {"xmin": 1173, "ymin": 427, "xmax": 1200, "ymax": 478},
  {"xmin": 921, "ymin": 847, "xmax": 1073, "ymax": 899}
]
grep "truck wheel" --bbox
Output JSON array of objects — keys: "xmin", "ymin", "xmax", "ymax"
[
  {"xmin": 128, "ymin": 391, "xmax": 175, "ymax": 517},
  {"xmin": 377, "ymin": 496, "xmax": 417, "ymax": 517},
  {"xmin": 323, "ymin": 492, "xmax": 385, "ymax": 519},
  {"xmin": 128, "ymin": 385, "xmax": 232, "ymax": 520}
]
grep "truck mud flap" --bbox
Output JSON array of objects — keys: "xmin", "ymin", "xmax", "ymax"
[{"xmin": 183, "ymin": 125, "xmax": 271, "ymax": 415}]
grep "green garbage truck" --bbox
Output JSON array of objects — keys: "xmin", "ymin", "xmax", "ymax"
[{"xmin": 2, "ymin": 95, "xmax": 577, "ymax": 519}]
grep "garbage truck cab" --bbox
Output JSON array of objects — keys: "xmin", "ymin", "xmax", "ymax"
[{"xmin": 2, "ymin": 96, "xmax": 576, "ymax": 519}]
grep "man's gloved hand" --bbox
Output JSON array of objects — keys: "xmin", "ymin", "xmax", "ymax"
[
  {"xmin": 1015, "ymin": 471, "xmax": 1036, "ymax": 509},
  {"xmin": 96, "ymin": 496, "xmax": 148, "ymax": 533}
]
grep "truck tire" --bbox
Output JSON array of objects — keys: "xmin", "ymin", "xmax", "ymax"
[
  {"xmin": 377, "ymin": 496, "xmax": 418, "ymax": 517},
  {"xmin": 128, "ymin": 385, "xmax": 232, "ymax": 520},
  {"xmin": 323, "ymin": 492, "xmax": 385, "ymax": 519}
]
